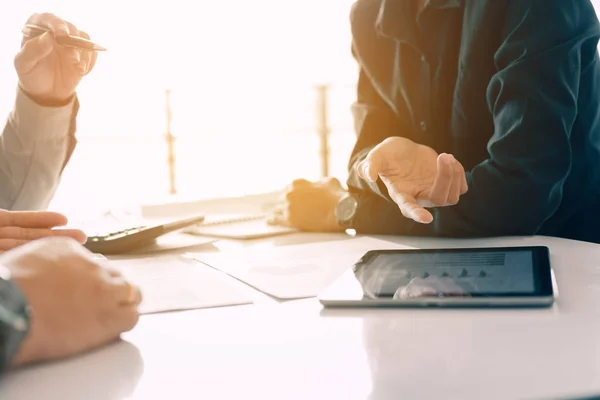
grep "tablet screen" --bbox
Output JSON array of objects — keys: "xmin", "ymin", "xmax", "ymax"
[{"xmin": 353, "ymin": 247, "xmax": 552, "ymax": 299}]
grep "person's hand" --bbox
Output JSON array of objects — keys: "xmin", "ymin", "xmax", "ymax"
[
  {"xmin": 393, "ymin": 276, "xmax": 471, "ymax": 299},
  {"xmin": 357, "ymin": 137, "xmax": 468, "ymax": 224},
  {"xmin": 6, "ymin": 237, "xmax": 142, "ymax": 367},
  {"xmin": 0, "ymin": 209, "xmax": 86, "ymax": 251},
  {"xmin": 15, "ymin": 13, "xmax": 98, "ymax": 105},
  {"xmin": 270, "ymin": 177, "xmax": 347, "ymax": 232}
]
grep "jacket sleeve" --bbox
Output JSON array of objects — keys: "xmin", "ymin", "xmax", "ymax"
[
  {"xmin": 350, "ymin": 0, "xmax": 600, "ymax": 237},
  {"xmin": 346, "ymin": 0, "xmax": 411, "ymax": 207}
]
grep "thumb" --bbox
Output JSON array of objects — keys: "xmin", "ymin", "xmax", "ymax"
[
  {"xmin": 358, "ymin": 150, "xmax": 384, "ymax": 183},
  {"xmin": 14, "ymin": 32, "xmax": 54, "ymax": 74}
]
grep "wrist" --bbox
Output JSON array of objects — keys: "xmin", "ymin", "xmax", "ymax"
[
  {"xmin": 18, "ymin": 85, "xmax": 74, "ymax": 108},
  {"xmin": 326, "ymin": 209, "xmax": 346, "ymax": 233},
  {"xmin": 11, "ymin": 87, "xmax": 78, "ymax": 144},
  {"xmin": 321, "ymin": 190, "xmax": 347, "ymax": 233},
  {"xmin": 334, "ymin": 192, "xmax": 359, "ymax": 231},
  {"xmin": 8, "ymin": 332, "xmax": 36, "ymax": 368},
  {"xmin": 0, "ymin": 265, "xmax": 31, "ymax": 370}
]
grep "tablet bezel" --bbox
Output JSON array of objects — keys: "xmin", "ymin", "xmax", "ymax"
[{"xmin": 319, "ymin": 246, "xmax": 555, "ymax": 308}]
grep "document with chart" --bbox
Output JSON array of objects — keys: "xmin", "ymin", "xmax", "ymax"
[{"xmin": 188, "ymin": 237, "xmax": 412, "ymax": 299}]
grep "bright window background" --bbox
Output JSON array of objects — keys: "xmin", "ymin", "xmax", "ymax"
[
  {"xmin": 0, "ymin": 0, "xmax": 358, "ymax": 213},
  {"xmin": 2, "ymin": 1, "xmax": 600, "ymax": 213}
]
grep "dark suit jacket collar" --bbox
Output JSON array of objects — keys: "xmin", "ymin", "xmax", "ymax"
[{"xmin": 376, "ymin": 0, "xmax": 461, "ymax": 44}]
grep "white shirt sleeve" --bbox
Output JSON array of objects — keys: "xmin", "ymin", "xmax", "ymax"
[{"xmin": 0, "ymin": 87, "xmax": 78, "ymax": 210}]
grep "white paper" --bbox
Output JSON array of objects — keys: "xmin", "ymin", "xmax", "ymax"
[
  {"xmin": 108, "ymin": 256, "xmax": 254, "ymax": 314},
  {"xmin": 189, "ymin": 236, "xmax": 413, "ymax": 299},
  {"xmin": 128, "ymin": 232, "xmax": 216, "ymax": 255}
]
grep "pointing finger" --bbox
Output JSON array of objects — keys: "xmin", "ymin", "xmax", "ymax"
[{"xmin": 389, "ymin": 189, "xmax": 433, "ymax": 224}]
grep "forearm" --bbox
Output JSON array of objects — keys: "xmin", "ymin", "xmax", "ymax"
[
  {"xmin": 347, "ymin": 102, "xmax": 405, "ymax": 201},
  {"xmin": 352, "ymin": 167, "xmax": 562, "ymax": 238},
  {"xmin": 347, "ymin": 63, "xmax": 406, "ymax": 201},
  {"xmin": 0, "ymin": 88, "xmax": 78, "ymax": 210}
]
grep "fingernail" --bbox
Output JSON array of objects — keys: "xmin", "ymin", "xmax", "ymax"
[{"xmin": 365, "ymin": 166, "xmax": 372, "ymax": 181}]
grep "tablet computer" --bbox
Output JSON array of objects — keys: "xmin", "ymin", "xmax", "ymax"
[{"xmin": 319, "ymin": 246, "xmax": 556, "ymax": 308}]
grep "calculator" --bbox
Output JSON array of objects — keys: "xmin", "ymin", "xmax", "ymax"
[{"xmin": 83, "ymin": 214, "xmax": 206, "ymax": 255}]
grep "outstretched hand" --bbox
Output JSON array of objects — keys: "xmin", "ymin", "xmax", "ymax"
[
  {"xmin": 0, "ymin": 210, "xmax": 86, "ymax": 251},
  {"xmin": 357, "ymin": 137, "xmax": 468, "ymax": 224}
]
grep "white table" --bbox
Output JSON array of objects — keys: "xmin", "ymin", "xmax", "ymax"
[{"xmin": 1, "ymin": 233, "xmax": 600, "ymax": 400}]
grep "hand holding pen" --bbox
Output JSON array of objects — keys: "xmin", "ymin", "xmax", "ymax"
[
  {"xmin": 22, "ymin": 23, "xmax": 106, "ymax": 52},
  {"xmin": 15, "ymin": 13, "xmax": 104, "ymax": 106}
]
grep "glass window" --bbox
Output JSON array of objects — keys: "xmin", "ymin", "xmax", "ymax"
[
  {"xmin": 0, "ymin": 0, "xmax": 357, "ymax": 212},
  {"xmin": 5, "ymin": 1, "xmax": 599, "ymax": 213}
]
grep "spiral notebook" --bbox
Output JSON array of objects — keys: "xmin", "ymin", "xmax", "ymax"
[{"xmin": 182, "ymin": 213, "xmax": 299, "ymax": 240}]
